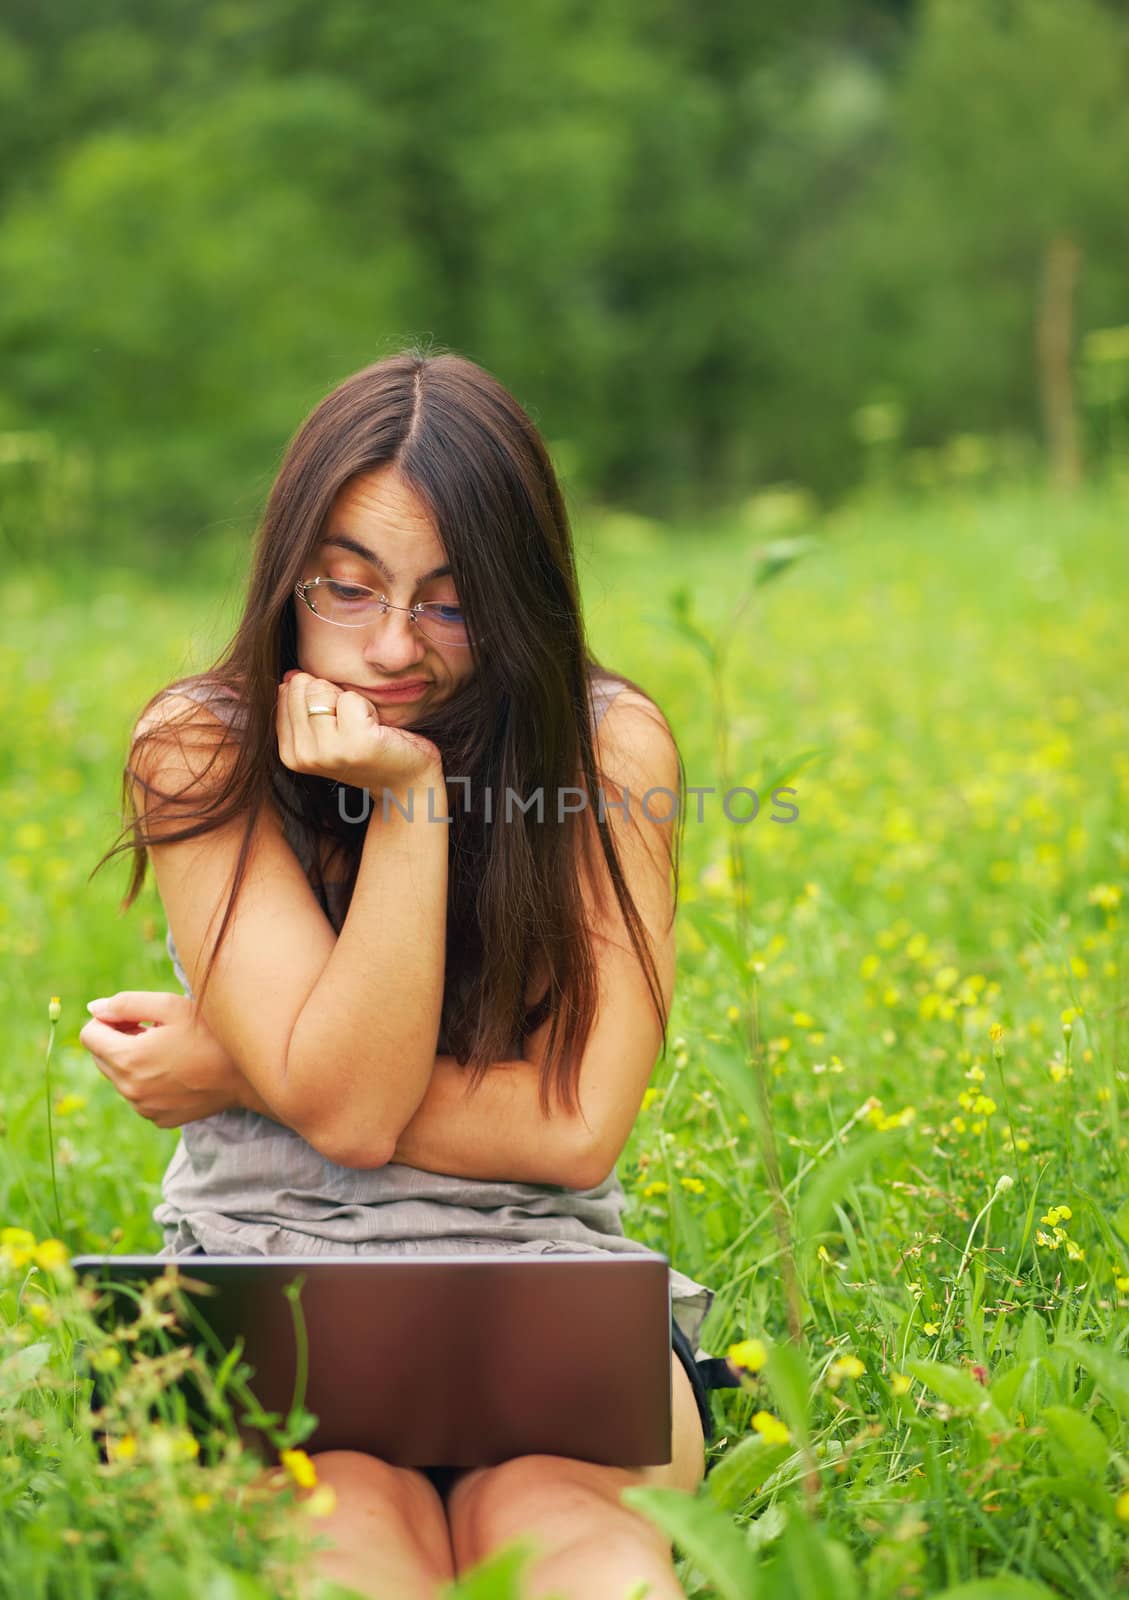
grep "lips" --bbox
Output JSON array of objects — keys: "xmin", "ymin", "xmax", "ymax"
[{"xmin": 346, "ymin": 681, "xmax": 429, "ymax": 692}]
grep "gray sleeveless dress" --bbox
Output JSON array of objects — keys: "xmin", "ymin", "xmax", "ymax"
[{"xmin": 152, "ymin": 669, "xmax": 715, "ymax": 1349}]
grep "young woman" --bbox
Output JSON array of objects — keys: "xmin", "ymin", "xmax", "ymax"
[{"xmin": 81, "ymin": 350, "xmax": 723, "ymax": 1599}]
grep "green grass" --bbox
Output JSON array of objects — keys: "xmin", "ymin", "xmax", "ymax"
[{"xmin": 3, "ymin": 478, "xmax": 1129, "ymax": 1596}]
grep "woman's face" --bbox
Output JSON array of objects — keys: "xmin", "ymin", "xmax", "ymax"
[{"xmin": 295, "ymin": 466, "xmax": 476, "ymax": 725}]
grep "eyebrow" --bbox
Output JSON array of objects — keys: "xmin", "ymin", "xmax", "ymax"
[{"xmin": 319, "ymin": 534, "xmax": 452, "ymax": 585}]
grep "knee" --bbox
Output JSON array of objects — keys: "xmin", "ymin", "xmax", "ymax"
[
  {"xmin": 309, "ymin": 1450, "xmax": 443, "ymax": 1523},
  {"xmin": 448, "ymin": 1455, "xmax": 669, "ymax": 1573}
]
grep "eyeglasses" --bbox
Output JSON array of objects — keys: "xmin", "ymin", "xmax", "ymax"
[{"xmin": 294, "ymin": 577, "xmax": 472, "ymax": 648}]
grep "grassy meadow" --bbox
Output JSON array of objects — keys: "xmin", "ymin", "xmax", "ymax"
[{"xmin": 2, "ymin": 479, "xmax": 1129, "ymax": 1597}]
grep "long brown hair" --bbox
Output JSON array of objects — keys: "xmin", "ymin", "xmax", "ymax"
[{"xmin": 93, "ymin": 347, "xmax": 685, "ymax": 1118}]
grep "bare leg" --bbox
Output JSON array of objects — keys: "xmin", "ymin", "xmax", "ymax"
[
  {"xmin": 446, "ymin": 1349, "xmax": 705, "ymax": 1599},
  {"xmin": 291, "ymin": 1451, "xmax": 455, "ymax": 1600}
]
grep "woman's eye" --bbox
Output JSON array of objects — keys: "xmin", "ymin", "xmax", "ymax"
[{"xmin": 327, "ymin": 581, "xmax": 370, "ymax": 601}]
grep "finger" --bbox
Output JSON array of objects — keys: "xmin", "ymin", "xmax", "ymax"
[
  {"xmin": 79, "ymin": 1017, "xmax": 145, "ymax": 1067},
  {"xmin": 83, "ymin": 1045, "xmax": 120, "ymax": 1090},
  {"xmin": 336, "ymin": 688, "xmax": 380, "ymax": 728},
  {"xmin": 293, "ymin": 676, "xmax": 344, "ymax": 768},
  {"xmin": 86, "ymin": 991, "xmax": 184, "ymax": 1026},
  {"xmin": 279, "ymin": 672, "xmax": 327, "ymax": 765}
]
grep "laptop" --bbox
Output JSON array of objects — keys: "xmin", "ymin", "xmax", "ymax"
[{"xmin": 71, "ymin": 1251, "xmax": 675, "ymax": 1467}]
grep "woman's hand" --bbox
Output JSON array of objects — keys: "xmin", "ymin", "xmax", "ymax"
[
  {"xmin": 78, "ymin": 991, "xmax": 252, "ymax": 1129},
  {"xmin": 277, "ymin": 670, "xmax": 443, "ymax": 796}
]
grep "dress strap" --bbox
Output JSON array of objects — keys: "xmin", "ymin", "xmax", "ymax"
[{"xmin": 589, "ymin": 673, "xmax": 628, "ymax": 732}]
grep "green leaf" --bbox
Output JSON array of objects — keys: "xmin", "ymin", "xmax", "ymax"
[
  {"xmin": 0, "ymin": 1340, "xmax": 53, "ymax": 1405},
  {"xmin": 201, "ymin": 1571, "xmax": 276, "ymax": 1600},
  {"xmin": 1056, "ymin": 1336, "xmax": 1129, "ymax": 1421},
  {"xmin": 752, "ymin": 536, "xmax": 821, "ymax": 588},
  {"xmin": 775, "ymin": 1504, "xmax": 860, "ymax": 1600},
  {"xmin": 905, "ymin": 1360, "xmax": 1008, "ymax": 1435},
  {"xmin": 621, "ymin": 1485, "xmax": 762, "ymax": 1600},
  {"xmin": 1016, "ymin": 1309, "xmax": 1049, "ymax": 1363},
  {"xmin": 443, "ymin": 1538, "xmax": 537, "ymax": 1600},
  {"xmin": 990, "ymin": 1357, "xmax": 1051, "ymax": 1421},
  {"xmin": 1041, "ymin": 1403, "xmax": 1110, "ymax": 1476},
  {"xmin": 706, "ymin": 1433, "xmax": 793, "ymax": 1510},
  {"xmin": 679, "ymin": 902, "xmax": 749, "ymax": 980},
  {"xmin": 764, "ymin": 1341, "xmax": 812, "ymax": 1447},
  {"xmin": 930, "ymin": 1578, "xmax": 1060, "ymax": 1599},
  {"xmin": 797, "ymin": 1129, "xmax": 891, "ymax": 1241},
  {"xmin": 1021, "ymin": 1472, "xmax": 1117, "ymax": 1519},
  {"xmin": 755, "ymin": 747, "xmax": 829, "ymax": 798}
]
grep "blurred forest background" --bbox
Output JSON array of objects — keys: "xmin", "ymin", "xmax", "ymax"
[{"xmin": 3, "ymin": 0, "xmax": 1129, "ymax": 578}]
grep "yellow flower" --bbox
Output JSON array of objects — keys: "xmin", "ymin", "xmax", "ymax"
[
  {"xmin": 34, "ymin": 1239, "xmax": 70, "ymax": 1272},
  {"xmin": 1115, "ymin": 1275, "xmax": 1129, "ymax": 1293},
  {"xmin": 827, "ymin": 1354, "xmax": 865, "ymax": 1387},
  {"xmin": 679, "ymin": 1176, "xmax": 706, "ymax": 1195},
  {"xmin": 90, "ymin": 1347, "xmax": 122, "ymax": 1372},
  {"xmin": 640, "ymin": 1087, "xmax": 659, "ymax": 1112},
  {"xmin": 281, "ymin": 1449, "xmax": 319, "ymax": 1490},
  {"xmin": 891, "ymin": 1374, "xmax": 912, "ymax": 1396},
  {"xmin": 191, "ymin": 1493, "xmax": 214, "ymax": 1512},
  {"xmin": 792, "ymin": 1011, "xmax": 815, "ymax": 1028},
  {"xmin": 642, "ymin": 1181, "xmax": 669, "ymax": 1199},
  {"xmin": 1088, "ymin": 884, "xmax": 1122, "ymax": 911},
  {"xmin": 751, "ymin": 1411, "xmax": 790, "ymax": 1445},
  {"xmin": 1, "ymin": 1228, "xmax": 37, "ymax": 1270},
  {"xmin": 1065, "ymin": 1240, "xmax": 1085, "ymax": 1262},
  {"xmin": 108, "ymin": 1435, "xmax": 137, "ymax": 1463},
  {"xmin": 988, "ymin": 1023, "xmax": 1004, "ymax": 1042},
  {"xmin": 727, "ymin": 1338, "xmax": 768, "ymax": 1374},
  {"xmin": 148, "ymin": 1428, "xmax": 199, "ymax": 1464},
  {"xmin": 922, "ymin": 1322, "xmax": 940, "ymax": 1336},
  {"xmin": 1048, "ymin": 1061, "xmax": 1071, "ymax": 1084},
  {"xmin": 726, "ymin": 1005, "xmax": 741, "ymax": 1022},
  {"xmin": 305, "ymin": 1485, "xmax": 338, "ymax": 1518},
  {"xmin": 965, "ymin": 1064, "xmax": 986, "ymax": 1084},
  {"xmin": 54, "ymin": 1095, "xmax": 87, "ymax": 1116},
  {"xmin": 48, "ymin": 996, "xmax": 62, "ymax": 1022},
  {"xmin": 971, "ymin": 1096, "xmax": 997, "ymax": 1117},
  {"xmin": 1041, "ymin": 1206, "xmax": 1072, "ymax": 1227}
]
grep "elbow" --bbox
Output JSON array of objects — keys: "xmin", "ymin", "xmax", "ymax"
[
  {"xmin": 566, "ymin": 1138, "xmax": 616, "ymax": 1193},
  {"xmin": 306, "ymin": 1123, "xmax": 398, "ymax": 1171},
  {"xmin": 281, "ymin": 1036, "xmax": 399, "ymax": 1170}
]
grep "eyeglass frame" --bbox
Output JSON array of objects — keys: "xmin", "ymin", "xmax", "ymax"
[{"xmin": 293, "ymin": 576, "xmax": 474, "ymax": 648}]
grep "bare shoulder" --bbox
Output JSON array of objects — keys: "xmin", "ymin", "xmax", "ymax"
[
  {"xmin": 594, "ymin": 686, "xmax": 680, "ymax": 794},
  {"xmin": 128, "ymin": 684, "xmax": 245, "ymax": 818}
]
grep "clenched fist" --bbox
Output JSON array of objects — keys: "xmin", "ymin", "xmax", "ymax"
[{"xmin": 276, "ymin": 671, "xmax": 443, "ymax": 797}]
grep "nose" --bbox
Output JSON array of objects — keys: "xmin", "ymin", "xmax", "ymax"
[{"xmin": 361, "ymin": 604, "xmax": 429, "ymax": 672}]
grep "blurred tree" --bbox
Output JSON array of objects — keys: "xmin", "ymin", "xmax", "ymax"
[
  {"xmin": 836, "ymin": 0, "xmax": 1129, "ymax": 485},
  {"xmin": 1, "ymin": 0, "xmax": 1127, "ymax": 559}
]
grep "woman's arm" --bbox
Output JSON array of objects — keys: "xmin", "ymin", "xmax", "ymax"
[
  {"xmin": 133, "ymin": 682, "xmax": 448, "ymax": 1167},
  {"xmin": 108, "ymin": 692, "xmax": 673, "ymax": 1188}
]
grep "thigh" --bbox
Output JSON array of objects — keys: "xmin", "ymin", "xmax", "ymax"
[{"xmin": 443, "ymin": 1345, "xmax": 706, "ymax": 1567}]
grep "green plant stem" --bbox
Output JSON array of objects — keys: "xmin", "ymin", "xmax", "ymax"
[{"xmin": 43, "ymin": 1015, "xmax": 64, "ymax": 1238}]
